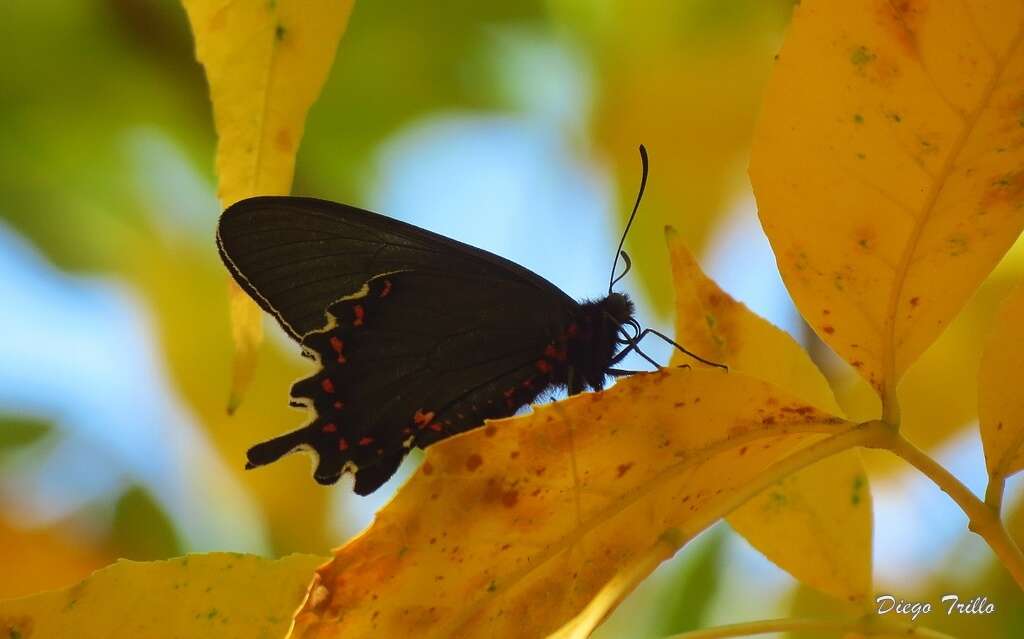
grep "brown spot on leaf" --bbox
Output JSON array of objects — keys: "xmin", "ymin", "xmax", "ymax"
[
  {"xmin": 981, "ymin": 171, "xmax": 1024, "ymax": 211},
  {"xmin": 910, "ymin": 296, "xmax": 920, "ymax": 307},
  {"xmin": 1, "ymin": 616, "xmax": 34, "ymax": 639},
  {"xmin": 739, "ymin": 446, "xmax": 748, "ymax": 456},
  {"xmin": 502, "ymin": 491, "xmax": 519, "ymax": 508},
  {"xmin": 616, "ymin": 463, "xmax": 634, "ymax": 478},
  {"xmin": 875, "ymin": 0, "xmax": 927, "ymax": 59},
  {"xmin": 947, "ymin": 233, "xmax": 969, "ymax": 256},
  {"xmin": 823, "ymin": 325, "xmax": 835, "ymax": 334},
  {"xmin": 466, "ymin": 454, "xmax": 483, "ymax": 471},
  {"xmin": 422, "ymin": 462, "xmax": 434, "ymax": 476},
  {"xmin": 854, "ymin": 227, "xmax": 877, "ymax": 252},
  {"xmin": 275, "ymin": 127, "xmax": 293, "ymax": 152}
]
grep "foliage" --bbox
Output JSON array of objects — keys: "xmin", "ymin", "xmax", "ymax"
[{"xmin": 1, "ymin": 0, "xmax": 1023, "ymax": 638}]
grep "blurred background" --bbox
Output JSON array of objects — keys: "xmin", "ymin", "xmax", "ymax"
[{"xmin": 1, "ymin": 0, "xmax": 1023, "ymax": 636}]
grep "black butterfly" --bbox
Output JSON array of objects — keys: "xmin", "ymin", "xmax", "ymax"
[{"xmin": 217, "ymin": 146, "xmax": 719, "ymax": 495}]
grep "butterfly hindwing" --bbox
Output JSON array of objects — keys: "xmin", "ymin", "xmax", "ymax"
[{"xmin": 248, "ymin": 271, "xmax": 572, "ymax": 494}]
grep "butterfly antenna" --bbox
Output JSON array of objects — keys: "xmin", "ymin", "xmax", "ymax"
[
  {"xmin": 608, "ymin": 144, "xmax": 649, "ymax": 295},
  {"xmin": 610, "ymin": 250, "xmax": 632, "ymax": 290}
]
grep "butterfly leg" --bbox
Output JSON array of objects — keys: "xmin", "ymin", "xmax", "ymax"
[
  {"xmin": 622, "ymin": 327, "xmax": 726, "ymax": 370},
  {"xmin": 606, "ymin": 367, "xmax": 644, "ymax": 377},
  {"xmin": 609, "ymin": 338, "xmax": 663, "ymax": 370}
]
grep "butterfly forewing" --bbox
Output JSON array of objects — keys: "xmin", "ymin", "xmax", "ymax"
[{"xmin": 217, "ymin": 197, "xmax": 575, "ymax": 340}]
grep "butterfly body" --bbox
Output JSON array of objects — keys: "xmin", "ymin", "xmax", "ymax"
[{"xmin": 218, "ymin": 196, "xmax": 635, "ymax": 495}]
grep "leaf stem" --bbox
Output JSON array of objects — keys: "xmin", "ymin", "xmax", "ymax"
[
  {"xmin": 663, "ymin": 614, "xmax": 958, "ymax": 639},
  {"xmin": 881, "ymin": 383, "xmax": 901, "ymax": 430},
  {"xmin": 879, "ymin": 431, "xmax": 1024, "ymax": 591},
  {"xmin": 984, "ymin": 473, "xmax": 1006, "ymax": 515}
]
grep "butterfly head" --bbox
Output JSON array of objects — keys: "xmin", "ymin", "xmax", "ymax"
[{"xmin": 603, "ymin": 292, "xmax": 635, "ymax": 329}]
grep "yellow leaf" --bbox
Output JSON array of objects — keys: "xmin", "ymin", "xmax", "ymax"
[
  {"xmin": 668, "ymin": 228, "xmax": 872, "ymax": 605},
  {"xmin": 749, "ymin": 0, "xmax": 1024, "ymax": 409},
  {"xmin": 182, "ymin": 0, "xmax": 355, "ymax": 408},
  {"xmin": 979, "ymin": 282, "xmax": 1024, "ymax": 483},
  {"xmin": 289, "ymin": 369, "xmax": 852, "ymax": 639},
  {"xmin": 0, "ymin": 553, "xmax": 324, "ymax": 639},
  {"xmin": 666, "ymin": 227, "xmax": 840, "ymax": 413}
]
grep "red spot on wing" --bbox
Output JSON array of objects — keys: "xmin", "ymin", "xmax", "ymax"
[
  {"xmin": 353, "ymin": 305, "xmax": 365, "ymax": 326},
  {"xmin": 321, "ymin": 378, "xmax": 336, "ymax": 394},
  {"xmin": 358, "ymin": 436, "xmax": 374, "ymax": 446},
  {"xmin": 428, "ymin": 422, "xmax": 443, "ymax": 432},
  {"xmin": 566, "ymin": 323, "xmax": 579, "ymax": 337},
  {"xmin": 339, "ymin": 438, "xmax": 349, "ymax": 451},
  {"xmin": 379, "ymin": 279, "xmax": 393, "ymax": 297},
  {"xmin": 322, "ymin": 423, "xmax": 337, "ymax": 433},
  {"xmin": 413, "ymin": 409, "xmax": 436, "ymax": 428},
  {"xmin": 333, "ymin": 400, "xmax": 344, "ymax": 410},
  {"xmin": 329, "ymin": 336, "xmax": 347, "ymax": 363},
  {"xmin": 535, "ymin": 360, "xmax": 552, "ymax": 374}
]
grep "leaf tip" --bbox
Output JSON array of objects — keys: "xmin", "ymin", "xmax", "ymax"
[{"xmin": 226, "ymin": 393, "xmax": 241, "ymax": 415}]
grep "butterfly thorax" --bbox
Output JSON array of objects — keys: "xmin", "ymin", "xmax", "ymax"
[{"xmin": 566, "ymin": 292, "xmax": 635, "ymax": 393}]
